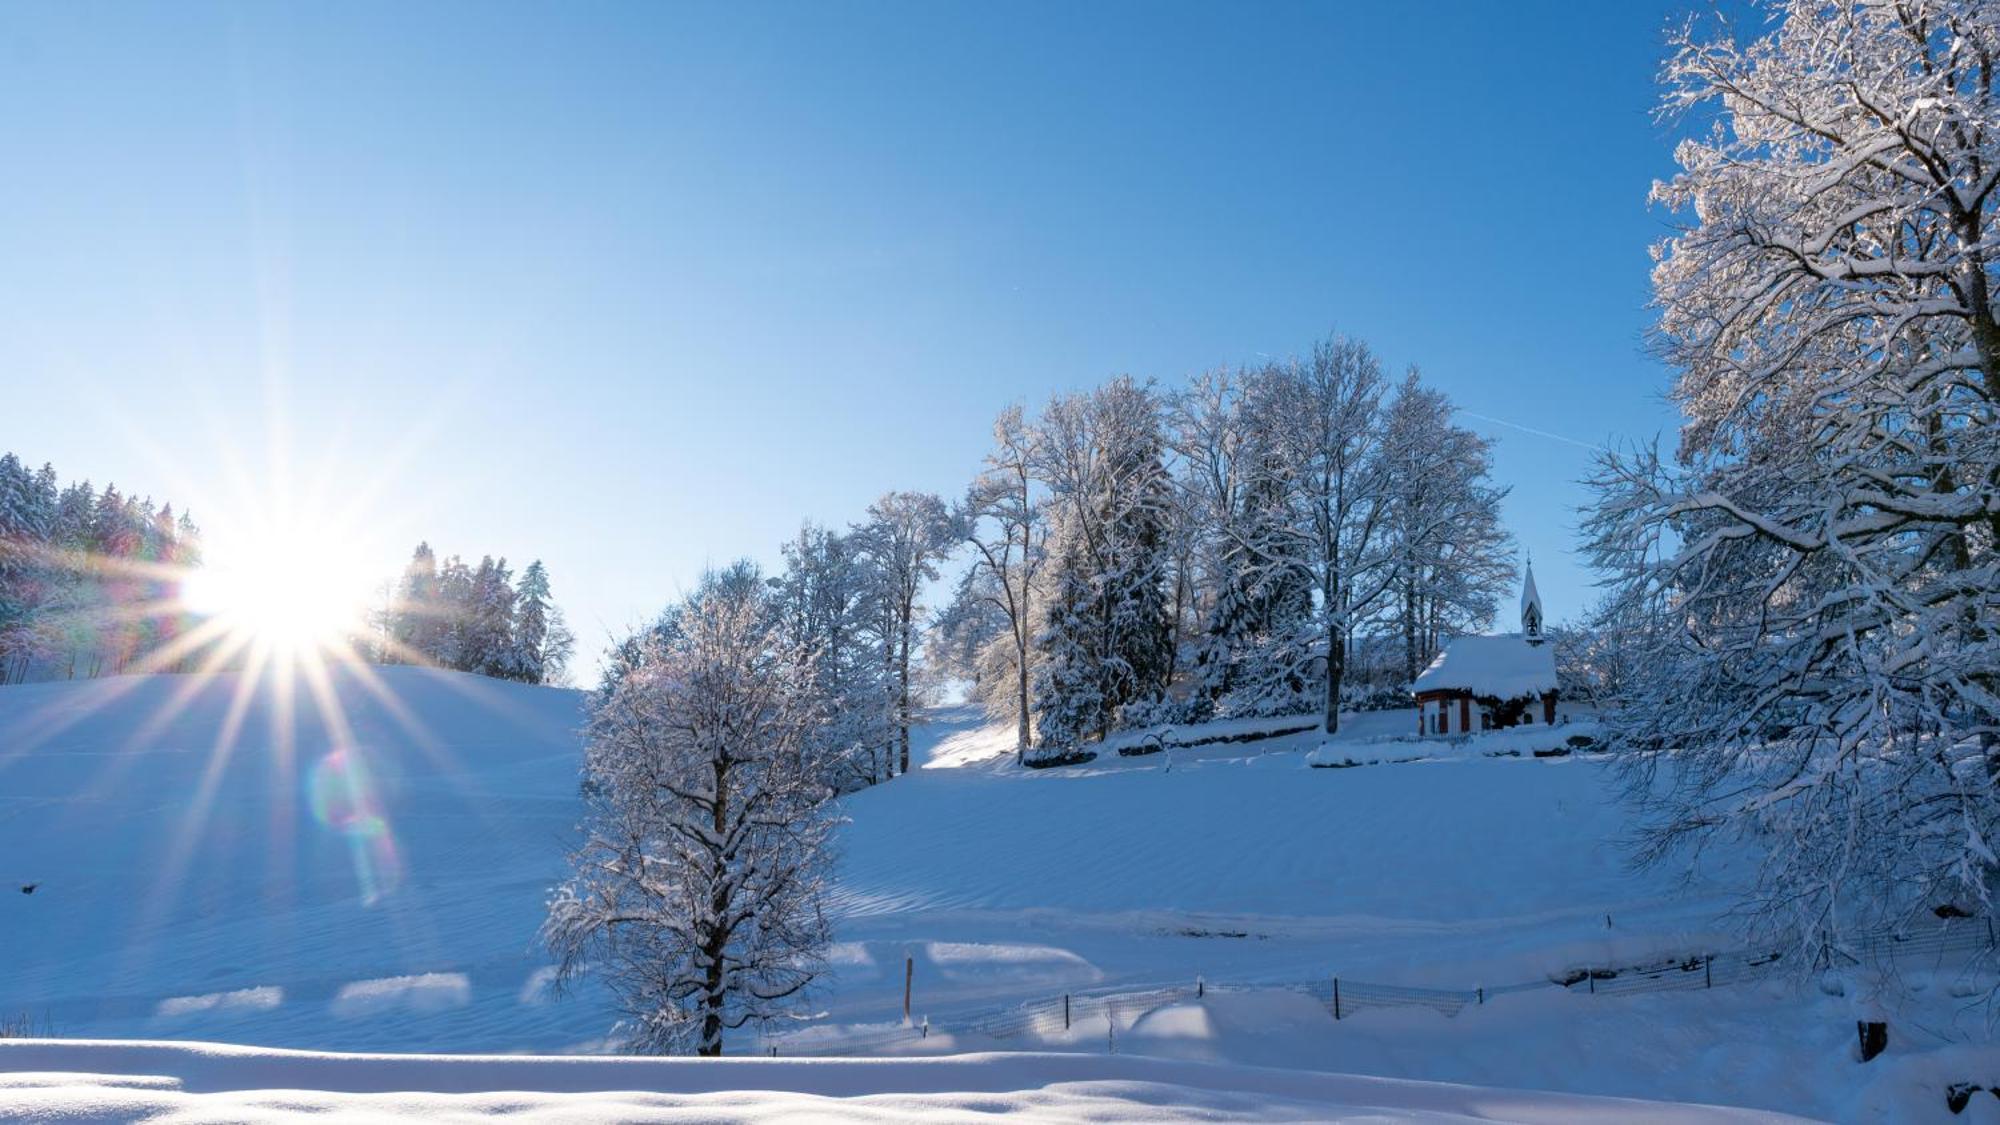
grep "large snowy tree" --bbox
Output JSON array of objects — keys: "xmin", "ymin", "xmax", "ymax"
[
  {"xmin": 950, "ymin": 404, "xmax": 1049, "ymax": 760},
  {"xmin": 851, "ymin": 491, "xmax": 955, "ymax": 777},
  {"xmin": 1588, "ymin": 0, "xmax": 2000, "ymax": 947},
  {"xmin": 543, "ymin": 568, "xmax": 837, "ymax": 1055},
  {"xmin": 1376, "ymin": 370, "xmax": 1516, "ymax": 686},
  {"xmin": 773, "ymin": 523, "xmax": 893, "ymax": 788},
  {"xmin": 1240, "ymin": 339, "xmax": 1395, "ymax": 734},
  {"xmin": 1030, "ymin": 377, "xmax": 1175, "ymax": 749},
  {"xmin": 511, "ymin": 559, "xmax": 574, "ymax": 685},
  {"xmin": 1167, "ymin": 368, "xmax": 1316, "ymax": 718}
]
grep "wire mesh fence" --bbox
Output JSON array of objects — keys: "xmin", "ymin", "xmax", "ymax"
[
  {"xmin": 767, "ymin": 917, "xmax": 1997, "ymax": 1054},
  {"xmin": 1330, "ymin": 916, "xmax": 1996, "ymax": 1015}
]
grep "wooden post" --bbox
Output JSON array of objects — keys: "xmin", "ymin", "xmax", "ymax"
[
  {"xmin": 1588, "ymin": 972, "xmax": 1595, "ymax": 994},
  {"xmin": 1857, "ymin": 1020, "xmax": 1888, "ymax": 1062},
  {"xmin": 1705, "ymin": 956, "xmax": 1712, "ymax": 989},
  {"xmin": 1197, "ymin": 976, "xmax": 1204, "ymax": 999},
  {"xmin": 1063, "ymin": 994, "xmax": 1071, "ymax": 1030},
  {"xmin": 903, "ymin": 954, "xmax": 913, "ymax": 1026},
  {"xmin": 1476, "ymin": 987, "xmax": 1484, "ymax": 1006},
  {"xmin": 1333, "ymin": 977, "xmax": 1342, "ymax": 1020}
]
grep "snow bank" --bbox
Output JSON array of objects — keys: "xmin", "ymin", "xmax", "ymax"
[{"xmin": 0, "ymin": 1039, "xmax": 1802, "ymax": 1122}]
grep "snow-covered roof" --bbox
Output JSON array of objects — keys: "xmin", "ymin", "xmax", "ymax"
[{"xmin": 1411, "ymin": 633, "xmax": 1557, "ymax": 700}]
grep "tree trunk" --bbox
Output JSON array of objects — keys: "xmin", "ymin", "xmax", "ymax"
[
  {"xmin": 1401, "ymin": 579, "xmax": 1418, "ymax": 686},
  {"xmin": 897, "ymin": 609, "xmax": 912, "ymax": 775},
  {"xmin": 1014, "ymin": 626, "xmax": 1030, "ymax": 761},
  {"xmin": 699, "ymin": 940, "xmax": 726, "ymax": 1056},
  {"xmin": 701, "ymin": 756, "xmax": 732, "ymax": 1056},
  {"xmin": 1019, "ymin": 472, "xmax": 1036, "ymax": 760}
]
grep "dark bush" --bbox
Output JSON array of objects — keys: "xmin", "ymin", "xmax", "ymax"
[{"xmin": 1024, "ymin": 749, "xmax": 1096, "ymax": 770}]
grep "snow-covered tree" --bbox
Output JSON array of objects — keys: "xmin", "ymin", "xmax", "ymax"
[
  {"xmin": 951, "ymin": 404, "xmax": 1049, "ymax": 760},
  {"xmin": 1240, "ymin": 339, "xmax": 1395, "ymax": 733},
  {"xmin": 772, "ymin": 523, "xmax": 892, "ymax": 788},
  {"xmin": 1030, "ymin": 377, "xmax": 1175, "ymax": 748},
  {"xmin": 1587, "ymin": 0, "xmax": 2000, "ymax": 948},
  {"xmin": 1167, "ymin": 369, "xmax": 1315, "ymax": 718},
  {"xmin": 0, "ymin": 454, "xmax": 202, "ymax": 683},
  {"xmin": 461, "ymin": 556, "xmax": 518, "ymax": 678},
  {"xmin": 387, "ymin": 543, "xmax": 442, "ymax": 664},
  {"xmin": 543, "ymin": 567, "xmax": 837, "ymax": 1055},
  {"xmin": 852, "ymin": 491, "xmax": 955, "ymax": 776},
  {"xmin": 434, "ymin": 554, "xmax": 476, "ymax": 669},
  {"xmin": 1376, "ymin": 370, "xmax": 1515, "ymax": 686},
  {"xmin": 511, "ymin": 559, "xmax": 574, "ymax": 685}
]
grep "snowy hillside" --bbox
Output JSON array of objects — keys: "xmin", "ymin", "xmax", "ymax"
[
  {"xmin": 0, "ymin": 667, "xmax": 595, "ymax": 1052},
  {"xmin": 0, "ymin": 670, "xmax": 1992, "ymax": 1120}
]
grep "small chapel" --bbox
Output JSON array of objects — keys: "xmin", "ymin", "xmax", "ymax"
[{"xmin": 1410, "ymin": 564, "xmax": 1558, "ymax": 735}]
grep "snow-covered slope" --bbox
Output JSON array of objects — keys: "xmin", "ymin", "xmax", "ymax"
[
  {"xmin": 0, "ymin": 670, "xmax": 1989, "ymax": 1120},
  {"xmin": 0, "ymin": 666, "xmax": 596, "ymax": 1052}
]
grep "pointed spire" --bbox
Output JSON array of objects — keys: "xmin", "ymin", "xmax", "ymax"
[{"xmin": 1520, "ymin": 556, "xmax": 1544, "ymax": 643}]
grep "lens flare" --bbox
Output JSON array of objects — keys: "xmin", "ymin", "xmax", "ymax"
[{"xmin": 307, "ymin": 748, "xmax": 403, "ymax": 905}]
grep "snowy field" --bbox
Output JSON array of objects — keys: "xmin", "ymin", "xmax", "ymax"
[
  {"xmin": 1, "ymin": 668, "xmax": 1996, "ymax": 1120},
  {"xmin": 0, "ymin": 1039, "xmax": 1800, "ymax": 1123}
]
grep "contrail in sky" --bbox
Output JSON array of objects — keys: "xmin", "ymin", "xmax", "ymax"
[{"xmin": 1453, "ymin": 409, "xmax": 1612, "ymax": 456}]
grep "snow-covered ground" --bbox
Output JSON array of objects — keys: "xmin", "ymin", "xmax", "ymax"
[
  {"xmin": 0, "ymin": 1039, "xmax": 1798, "ymax": 1123},
  {"xmin": 1, "ymin": 668, "xmax": 1994, "ymax": 1121}
]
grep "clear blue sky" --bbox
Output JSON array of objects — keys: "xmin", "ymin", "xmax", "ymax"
[{"xmin": 0, "ymin": 1, "xmax": 1706, "ymax": 665}]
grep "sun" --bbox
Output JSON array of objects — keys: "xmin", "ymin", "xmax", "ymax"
[{"xmin": 179, "ymin": 522, "xmax": 376, "ymax": 656}]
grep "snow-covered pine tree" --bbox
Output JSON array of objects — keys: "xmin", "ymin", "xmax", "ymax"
[
  {"xmin": 388, "ymin": 543, "xmax": 441, "ymax": 665},
  {"xmin": 1030, "ymin": 522, "xmax": 1108, "ymax": 753},
  {"xmin": 1029, "ymin": 377, "xmax": 1174, "ymax": 747},
  {"xmin": 1166, "ymin": 368, "xmax": 1318, "ymax": 718},
  {"xmin": 465, "ymin": 556, "xmax": 519, "ymax": 678},
  {"xmin": 511, "ymin": 559, "xmax": 570, "ymax": 685},
  {"xmin": 0, "ymin": 455, "xmax": 40, "ymax": 683},
  {"xmin": 543, "ymin": 567, "xmax": 837, "ymax": 1056},
  {"xmin": 1587, "ymin": 0, "xmax": 2000, "ymax": 949},
  {"xmin": 434, "ymin": 555, "xmax": 475, "ymax": 670},
  {"xmin": 0, "ymin": 457, "xmax": 202, "ymax": 683}
]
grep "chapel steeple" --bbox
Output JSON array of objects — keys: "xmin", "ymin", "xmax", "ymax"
[{"xmin": 1520, "ymin": 559, "xmax": 1544, "ymax": 644}]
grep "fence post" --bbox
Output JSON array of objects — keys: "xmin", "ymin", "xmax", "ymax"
[
  {"xmin": 1705, "ymin": 955, "xmax": 1712, "ymax": 989},
  {"xmin": 903, "ymin": 954, "xmax": 914, "ymax": 1026},
  {"xmin": 1987, "ymin": 917, "xmax": 1995, "ymax": 947},
  {"xmin": 1476, "ymin": 987, "xmax": 1484, "ymax": 1006},
  {"xmin": 1333, "ymin": 977, "xmax": 1342, "ymax": 1020},
  {"xmin": 1588, "ymin": 972, "xmax": 1595, "ymax": 995},
  {"xmin": 1197, "ymin": 975, "xmax": 1204, "ymax": 999},
  {"xmin": 1064, "ymin": 994, "xmax": 1071, "ymax": 1031}
]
